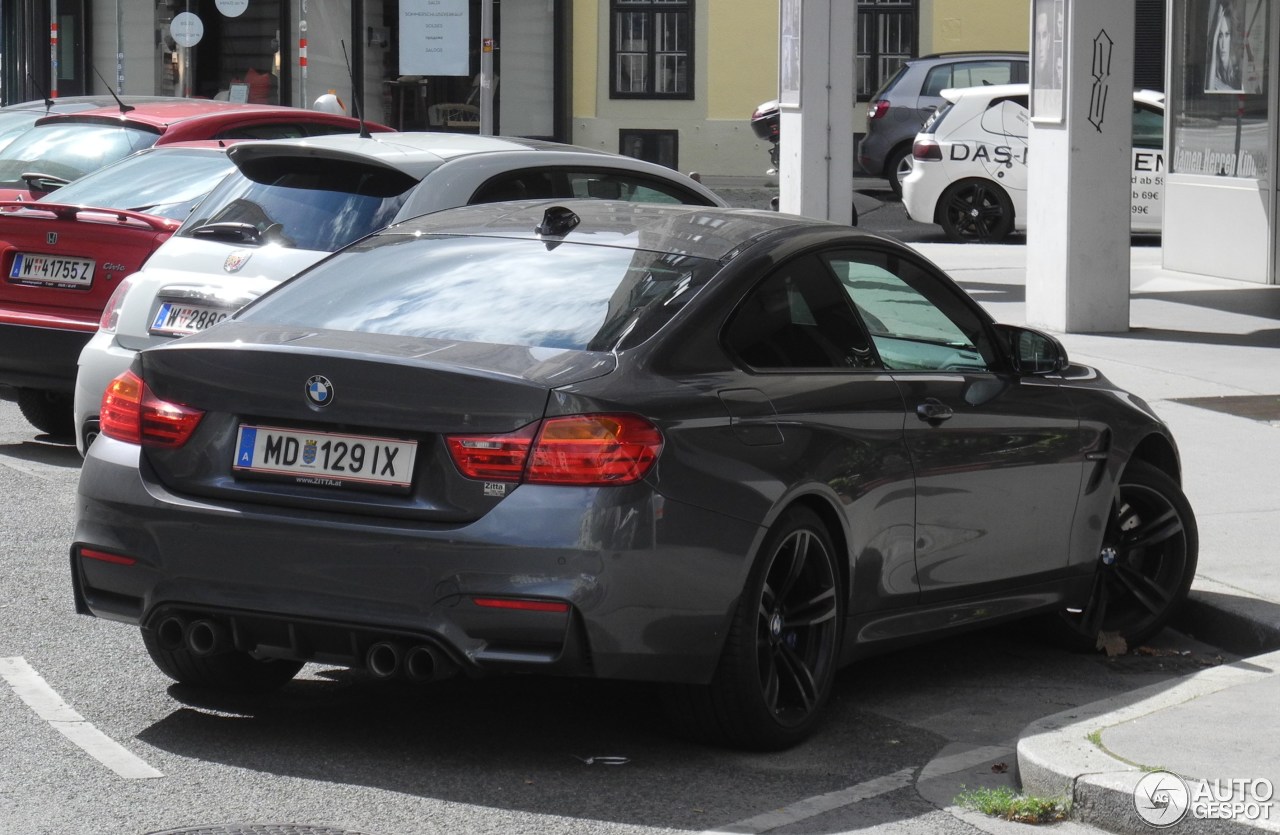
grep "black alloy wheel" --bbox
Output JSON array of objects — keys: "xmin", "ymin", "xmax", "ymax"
[
  {"xmin": 1051, "ymin": 461, "xmax": 1198, "ymax": 651},
  {"xmin": 673, "ymin": 506, "xmax": 842, "ymax": 750},
  {"xmin": 938, "ymin": 178, "xmax": 1015, "ymax": 242}
]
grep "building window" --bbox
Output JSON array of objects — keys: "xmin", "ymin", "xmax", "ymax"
[
  {"xmin": 611, "ymin": 0, "xmax": 693, "ymax": 99},
  {"xmin": 858, "ymin": 0, "xmax": 917, "ymax": 100},
  {"xmin": 620, "ymin": 129, "xmax": 679, "ymax": 169}
]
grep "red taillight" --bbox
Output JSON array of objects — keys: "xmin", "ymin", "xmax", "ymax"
[
  {"xmin": 79, "ymin": 547, "xmax": 136, "ymax": 566},
  {"xmin": 446, "ymin": 422, "xmax": 538, "ymax": 480},
  {"xmin": 868, "ymin": 99, "xmax": 890, "ymax": 120},
  {"xmin": 99, "ymin": 370, "xmax": 204, "ymax": 448},
  {"xmin": 98, "ymin": 276, "xmax": 134, "ymax": 331},
  {"xmin": 446, "ymin": 413, "xmax": 662, "ymax": 486},
  {"xmin": 913, "ymin": 139, "xmax": 943, "ymax": 161},
  {"xmin": 528, "ymin": 415, "xmax": 662, "ymax": 485},
  {"xmin": 472, "ymin": 597, "xmax": 571, "ymax": 613}
]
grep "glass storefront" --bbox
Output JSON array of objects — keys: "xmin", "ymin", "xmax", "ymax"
[
  {"xmin": 1165, "ymin": 0, "xmax": 1277, "ymax": 284},
  {"xmin": 1170, "ymin": 0, "xmax": 1270, "ymax": 178}
]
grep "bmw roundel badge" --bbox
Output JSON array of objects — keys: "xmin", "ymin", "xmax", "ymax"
[{"xmin": 305, "ymin": 375, "xmax": 334, "ymax": 407}]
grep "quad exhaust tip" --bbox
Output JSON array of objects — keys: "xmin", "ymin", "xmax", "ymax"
[{"xmin": 366, "ymin": 640, "xmax": 458, "ymax": 681}]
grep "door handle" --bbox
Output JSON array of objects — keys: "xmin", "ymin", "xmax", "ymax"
[{"xmin": 915, "ymin": 398, "xmax": 954, "ymax": 425}]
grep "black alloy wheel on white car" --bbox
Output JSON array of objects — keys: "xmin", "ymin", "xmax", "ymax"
[{"xmin": 937, "ymin": 178, "xmax": 1015, "ymax": 242}]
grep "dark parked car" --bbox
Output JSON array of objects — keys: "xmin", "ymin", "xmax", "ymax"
[
  {"xmin": 72, "ymin": 200, "xmax": 1197, "ymax": 750},
  {"xmin": 858, "ymin": 51, "xmax": 1028, "ymax": 196}
]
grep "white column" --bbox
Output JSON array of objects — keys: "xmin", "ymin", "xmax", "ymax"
[
  {"xmin": 1026, "ymin": 0, "xmax": 1135, "ymax": 333},
  {"xmin": 777, "ymin": 0, "xmax": 856, "ymax": 225}
]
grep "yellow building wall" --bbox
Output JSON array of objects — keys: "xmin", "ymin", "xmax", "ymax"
[
  {"xmin": 570, "ymin": 0, "xmax": 1030, "ymax": 177},
  {"xmin": 920, "ymin": 0, "xmax": 1029, "ymax": 54},
  {"xmin": 573, "ymin": 2, "xmax": 600, "ymax": 119},
  {"xmin": 706, "ymin": 0, "xmax": 779, "ymax": 121}
]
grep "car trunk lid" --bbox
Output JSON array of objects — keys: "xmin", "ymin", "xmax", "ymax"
[{"xmin": 136, "ymin": 324, "xmax": 616, "ymax": 522}]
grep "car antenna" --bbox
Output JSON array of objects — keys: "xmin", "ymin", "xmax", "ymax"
[
  {"xmin": 91, "ymin": 66, "xmax": 134, "ymax": 114},
  {"xmin": 26, "ymin": 73, "xmax": 54, "ymax": 113},
  {"xmin": 340, "ymin": 41, "xmax": 372, "ymax": 139}
]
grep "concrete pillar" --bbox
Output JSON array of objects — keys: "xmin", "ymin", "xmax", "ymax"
[
  {"xmin": 1026, "ymin": 0, "xmax": 1135, "ymax": 333},
  {"xmin": 777, "ymin": 0, "xmax": 855, "ymax": 225}
]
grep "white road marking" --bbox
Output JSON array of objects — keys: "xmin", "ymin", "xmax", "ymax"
[
  {"xmin": 700, "ymin": 743, "xmax": 1016, "ymax": 835},
  {"xmin": 0, "ymin": 656, "xmax": 163, "ymax": 779},
  {"xmin": 700, "ymin": 767, "xmax": 916, "ymax": 834}
]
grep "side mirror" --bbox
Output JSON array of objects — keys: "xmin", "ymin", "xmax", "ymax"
[{"xmin": 995, "ymin": 324, "xmax": 1069, "ymax": 375}]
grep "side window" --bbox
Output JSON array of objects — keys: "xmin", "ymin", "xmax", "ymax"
[
  {"xmin": 979, "ymin": 97, "xmax": 1030, "ymax": 141},
  {"xmin": 215, "ymin": 123, "xmax": 308, "ymax": 140},
  {"xmin": 564, "ymin": 170, "xmax": 711, "ymax": 205},
  {"xmin": 1133, "ymin": 102, "xmax": 1164, "ymax": 150},
  {"xmin": 953, "ymin": 60, "xmax": 1019, "ymax": 87},
  {"xmin": 922, "ymin": 65, "xmax": 954, "ymax": 98},
  {"xmin": 469, "ymin": 171, "xmax": 559, "ymax": 203},
  {"xmin": 826, "ymin": 251, "xmax": 995, "ymax": 372},
  {"xmin": 724, "ymin": 256, "xmax": 876, "ymax": 370}
]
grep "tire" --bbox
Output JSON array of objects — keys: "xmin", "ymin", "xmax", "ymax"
[
  {"xmin": 937, "ymin": 178, "xmax": 1015, "ymax": 242},
  {"xmin": 885, "ymin": 144, "xmax": 913, "ymax": 198},
  {"xmin": 1044, "ymin": 461, "xmax": 1199, "ymax": 651},
  {"xmin": 16, "ymin": 388, "xmax": 74, "ymax": 438},
  {"xmin": 670, "ymin": 506, "xmax": 843, "ymax": 750},
  {"xmin": 142, "ymin": 626, "xmax": 303, "ymax": 693}
]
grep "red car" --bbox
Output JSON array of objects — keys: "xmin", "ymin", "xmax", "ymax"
[
  {"xmin": 0, "ymin": 101, "xmax": 389, "ymax": 436},
  {"xmin": 0, "ymin": 99, "xmax": 391, "ymax": 202}
]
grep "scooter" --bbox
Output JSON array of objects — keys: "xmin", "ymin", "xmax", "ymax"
[
  {"xmin": 750, "ymin": 99, "xmax": 780, "ymax": 172},
  {"xmin": 749, "ymin": 99, "xmax": 857, "ymax": 224}
]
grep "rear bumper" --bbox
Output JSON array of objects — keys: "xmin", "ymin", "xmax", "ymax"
[
  {"xmin": 73, "ymin": 436, "xmax": 764, "ymax": 685},
  {"xmin": 73, "ymin": 328, "xmax": 137, "ymax": 454},
  {"xmin": 0, "ymin": 319, "xmax": 94, "ymax": 392},
  {"xmin": 900, "ymin": 162, "xmax": 948, "ymax": 225}
]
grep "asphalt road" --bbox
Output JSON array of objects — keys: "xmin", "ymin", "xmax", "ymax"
[{"xmin": 0, "ymin": 375, "xmax": 1225, "ymax": 835}]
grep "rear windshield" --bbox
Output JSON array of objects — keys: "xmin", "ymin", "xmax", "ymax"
[
  {"xmin": 239, "ymin": 234, "xmax": 719, "ymax": 352},
  {"xmin": 0, "ymin": 123, "xmax": 159, "ymax": 188},
  {"xmin": 176, "ymin": 158, "xmax": 415, "ymax": 252},
  {"xmin": 40, "ymin": 148, "xmax": 235, "ymax": 219}
]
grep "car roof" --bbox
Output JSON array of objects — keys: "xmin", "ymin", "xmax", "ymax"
[
  {"xmin": 32, "ymin": 100, "xmax": 370, "ymax": 132},
  {"xmin": 940, "ymin": 82, "xmax": 1165, "ymax": 109},
  {"xmin": 0, "ymin": 95, "xmax": 186, "ymax": 113},
  {"xmin": 225, "ymin": 131, "xmax": 707, "ymax": 187},
  {"xmin": 381, "ymin": 199, "xmax": 869, "ymax": 262},
  {"xmin": 940, "ymin": 82, "xmax": 1031, "ymax": 104},
  {"xmin": 911, "ymin": 51, "xmax": 1028, "ymax": 64}
]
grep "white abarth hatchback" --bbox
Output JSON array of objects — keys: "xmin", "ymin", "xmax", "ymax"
[
  {"xmin": 72, "ymin": 132, "xmax": 724, "ymax": 453},
  {"xmin": 901, "ymin": 83, "xmax": 1164, "ymax": 242}
]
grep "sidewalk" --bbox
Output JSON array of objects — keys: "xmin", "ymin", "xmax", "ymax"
[{"xmin": 916, "ymin": 243, "xmax": 1280, "ymax": 834}]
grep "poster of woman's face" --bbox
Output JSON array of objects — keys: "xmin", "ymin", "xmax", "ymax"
[
  {"xmin": 1206, "ymin": 0, "xmax": 1244, "ymax": 92},
  {"xmin": 1031, "ymin": 0, "xmax": 1064, "ymax": 121}
]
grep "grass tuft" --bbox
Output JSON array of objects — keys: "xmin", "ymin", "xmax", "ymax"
[{"xmin": 955, "ymin": 786, "xmax": 1069, "ymax": 824}]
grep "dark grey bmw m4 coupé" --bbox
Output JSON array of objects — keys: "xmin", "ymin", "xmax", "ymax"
[{"xmin": 72, "ymin": 200, "xmax": 1197, "ymax": 750}]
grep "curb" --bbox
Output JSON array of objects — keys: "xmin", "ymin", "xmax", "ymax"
[
  {"xmin": 1175, "ymin": 577, "xmax": 1280, "ymax": 657},
  {"xmin": 1016, "ymin": 648, "xmax": 1280, "ymax": 834}
]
